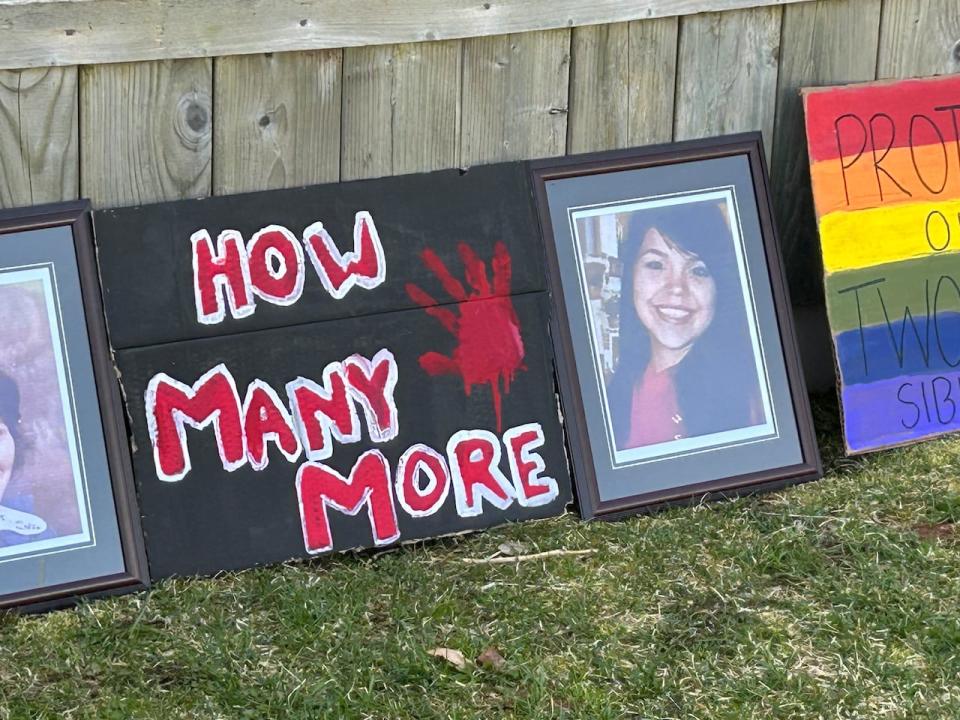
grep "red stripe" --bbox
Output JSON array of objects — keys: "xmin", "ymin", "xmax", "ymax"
[{"xmin": 803, "ymin": 75, "xmax": 960, "ymax": 163}]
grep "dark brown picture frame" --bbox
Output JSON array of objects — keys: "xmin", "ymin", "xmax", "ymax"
[
  {"xmin": 0, "ymin": 200, "xmax": 148, "ymax": 611},
  {"xmin": 531, "ymin": 134, "xmax": 821, "ymax": 519}
]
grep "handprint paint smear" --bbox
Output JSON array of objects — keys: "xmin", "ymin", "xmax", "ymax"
[{"xmin": 406, "ymin": 241, "xmax": 525, "ymax": 432}]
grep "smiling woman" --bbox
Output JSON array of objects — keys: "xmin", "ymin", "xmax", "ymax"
[
  {"xmin": 608, "ymin": 199, "xmax": 764, "ymax": 452},
  {"xmin": 533, "ymin": 136, "xmax": 820, "ymax": 518},
  {"xmin": 563, "ymin": 188, "xmax": 775, "ymax": 470}
]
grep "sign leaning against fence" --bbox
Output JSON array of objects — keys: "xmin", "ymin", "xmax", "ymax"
[
  {"xmin": 0, "ymin": 202, "xmax": 147, "ymax": 610},
  {"xmin": 94, "ymin": 163, "xmax": 571, "ymax": 579},
  {"xmin": 804, "ymin": 75, "xmax": 960, "ymax": 453},
  {"xmin": 534, "ymin": 135, "xmax": 820, "ymax": 518}
]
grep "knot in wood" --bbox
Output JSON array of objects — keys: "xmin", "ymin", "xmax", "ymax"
[
  {"xmin": 175, "ymin": 92, "xmax": 211, "ymax": 150},
  {"xmin": 185, "ymin": 101, "xmax": 208, "ymax": 133}
]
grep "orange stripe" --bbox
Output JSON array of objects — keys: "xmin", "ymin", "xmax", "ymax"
[{"xmin": 810, "ymin": 141, "xmax": 960, "ymax": 217}]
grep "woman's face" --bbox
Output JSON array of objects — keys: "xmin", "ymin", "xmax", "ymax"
[
  {"xmin": 0, "ymin": 420, "xmax": 14, "ymax": 498},
  {"xmin": 632, "ymin": 227, "xmax": 717, "ymax": 357}
]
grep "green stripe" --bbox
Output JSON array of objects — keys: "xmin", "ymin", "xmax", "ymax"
[{"xmin": 825, "ymin": 253, "xmax": 960, "ymax": 334}]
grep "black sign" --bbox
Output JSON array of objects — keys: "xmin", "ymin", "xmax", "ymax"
[{"xmin": 95, "ymin": 163, "xmax": 572, "ymax": 579}]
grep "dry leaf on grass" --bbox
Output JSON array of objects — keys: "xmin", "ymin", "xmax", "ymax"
[
  {"xmin": 476, "ymin": 646, "xmax": 506, "ymax": 671},
  {"xmin": 428, "ymin": 647, "xmax": 468, "ymax": 671},
  {"xmin": 915, "ymin": 522, "xmax": 956, "ymax": 540},
  {"xmin": 498, "ymin": 541, "xmax": 531, "ymax": 556}
]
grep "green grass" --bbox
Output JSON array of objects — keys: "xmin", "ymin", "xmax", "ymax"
[{"xmin": 5, "ymin": 399, "xmax": 960, "ymax": 719}]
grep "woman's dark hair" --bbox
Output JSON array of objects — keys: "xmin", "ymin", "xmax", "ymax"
[
  {"xmin": 0, "ymin": 370, "xmax": 23, "ymax": 470},
  {"xmin": 608, "ymin": 200, "xmax": 761, "ymax": 448}
]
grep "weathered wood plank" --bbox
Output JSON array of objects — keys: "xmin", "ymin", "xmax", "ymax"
[
  {"xmin": 0, "ymin": 66, "xmax": 77, "ymax": 208},
  {"xmin": 674, "ymin": 5, "xmax": 781, "ymax": 160},
  {"xmin": 341, "ymin": 45, "xmax": 394, "ymax": 181},
  {"xmin": 0, "ymin": 0, "xmax": 807, "ymax": 70},
  {"xmin": 567, "ymin": 17, "xmax": 678, "ymax": 153},
  {"xmin": 213, "ymin": 50, "xmax": 341, "ymax": 195},
  {"xmin": 341, "ymin": 40, "xmax": 460, "ymax": 181},
  {"xmin": 461, "ymin": 29, "xmax": 571, "ymax": 165},
  {"xmin": 770, "ymin": 0, "xmax": 881, "ymax": 305},
  {"xmin": 877, "ymin": 0, "xmax": 960, "ymax": 79},
  {"xmin": 627, "ymin": 17, "xmax": 680, "ymax": 147},
  {"xmin": 80, "ymin": 59, "xmax": 212, "ymax": 208},
  {"xmin": 568, "ymin": 23, "xmax": 629, "ymax": 153}
]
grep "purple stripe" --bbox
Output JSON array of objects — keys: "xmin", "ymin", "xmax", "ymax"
[{"xmin": 843, "ymin": 372, "xmax": 960, "ymax": 452}]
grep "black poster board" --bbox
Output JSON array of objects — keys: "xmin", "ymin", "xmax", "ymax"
[{"xmin": 94, "ymin": 163, "xmax": 572, "ymax": 579}]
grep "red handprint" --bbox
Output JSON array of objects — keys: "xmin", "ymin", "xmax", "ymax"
[{"xmin": 405, "ymin": 241, "xmax": 525, "ymax": 432}]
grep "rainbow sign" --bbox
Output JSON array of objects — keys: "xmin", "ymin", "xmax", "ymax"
[{"xmin": 804, "ymin": 75, "xmax": 960, "ymax": 453}]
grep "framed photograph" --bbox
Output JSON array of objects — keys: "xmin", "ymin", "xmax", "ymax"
[
  {"xmin": 0, "ymin": 201, "xmax": 147, "ymax": 611},
  {"xmin": 532, "ymin": 134, "xmax": 821, "ymax": 519}
]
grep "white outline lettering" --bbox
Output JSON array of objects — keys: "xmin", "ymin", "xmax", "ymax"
[
  {"xmin": 286, "ymin": 362, "xmax": 362, "ymax": 461},
  {"xmin": 145, "ymin": 364, "xmax": 247, "ymax": 482},
  {"xmin": 343, "ymin": 348, "xmax": 399, "ymax": 443},
  {"xmin": 191, "ymin": 228, "xmax": 255, "ymax": 325},
  {"xmin": 503, "ymin": 423, "xmax": 558, "ymax": 507},
  {"xmin": 296, "ymin": 450, "xmax": 400, "ymax": 554},
  {"xmin": 241, "ymin": 379, "xmax": 303, "ymax": 471},
  {"xmin": 302, "ymin": 211, "xmax": 386, "ymax": 300},
  {"xmin": 395, "ymin": 443, "xmax": 450, "ymax": 518},
  {"xmin": 246, "ymin": 225, "xmax": 305, "ymax": 305},
  {"xmin": 446, "ymin": 429, "xmax": 515, "ymax": 517}
]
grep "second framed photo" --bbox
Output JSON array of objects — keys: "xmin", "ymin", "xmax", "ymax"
[
  {"xmin": 532, "ymin": 134, "xmax": 821, "ymax": 519},
  {"xmin": 0, "ymin": 201, "xmax": 147, "ymax": 611}
]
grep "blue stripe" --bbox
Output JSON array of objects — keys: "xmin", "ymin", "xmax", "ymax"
[{"xmin": 835, "ymin": 310, "xmax": 960, "ymax": 386}]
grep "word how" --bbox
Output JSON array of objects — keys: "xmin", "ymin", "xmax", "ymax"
[{"xmin": 191, "ymin": 211, "xmax": 385, "ymax": 324}]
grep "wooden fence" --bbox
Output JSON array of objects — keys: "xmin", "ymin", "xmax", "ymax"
[{"xmin": 0, "ymin": 0, "xmax": 958, "ymax": 384}]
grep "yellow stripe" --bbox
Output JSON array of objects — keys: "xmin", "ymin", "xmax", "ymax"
[{"xmin": 820, "ymin": 199, "xmax": 960, "ymax": 273}]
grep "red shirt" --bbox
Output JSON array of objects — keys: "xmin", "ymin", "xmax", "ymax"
[{"xmin": 625, "ymin": 364, "xmax": 686, "ymax": 449}]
